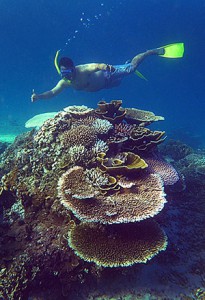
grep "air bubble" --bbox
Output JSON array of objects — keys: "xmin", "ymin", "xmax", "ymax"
[{"xmin": 62, "ymin": 1, "xmax": 123, "ymax": 50}]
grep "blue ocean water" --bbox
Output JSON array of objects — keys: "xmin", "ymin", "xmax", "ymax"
[{"xmin": 0, "ymin": 0, "xmax": 205, "ymax": 146}]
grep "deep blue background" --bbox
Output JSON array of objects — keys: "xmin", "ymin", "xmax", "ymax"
[{"xmin": 0, "ymin": 0, "xmax": 205, "ymax": 145}]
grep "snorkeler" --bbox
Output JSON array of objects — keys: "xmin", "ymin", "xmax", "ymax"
[{"xmin": 31, "ymin": 43, "xmax": 184, "ymax": 102}]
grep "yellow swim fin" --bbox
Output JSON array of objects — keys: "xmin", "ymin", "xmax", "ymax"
[
  {"xmin": 135, "ymin": 69, "xmax": 148, "ymax": 81},
  {"xmin": 158, "ymin": 43, "xmax": 184, "ymax": 58}
]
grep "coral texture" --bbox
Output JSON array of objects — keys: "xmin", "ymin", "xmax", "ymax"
[
  {"xmin": 60, "ymin": 125, "xmax": 97, "ymax": 148},
  {"xmin": 95, "ymin": 100, "xmax": 126, "ymax": 123},
  {"xmin": 58, "ymin": 171, "xmax": 166, "ymax": 224},
  {"xmin": 146, "ymin": 156, "xmax": 179, "ymax": 185},
  {"xmin": 124, "ymin": 107, "xmax": 164, "ymax": 126},
  {"xmin": 58, "ymin": 166, "xmax": 99, "ymax": 200},
  {"xmin": 63, "ymin": 105, "xmax": 94, "ymax": 118},
  {"xmin": 92, "ymin": 119, "xmax": 113, "ymax": 135},
  {"xmin": 97, "ymin": 151, "xmax": 148, "ymax": 175},
  {"xmin": 128, "ymin": 127, "xmax": 166, "ymax": 151},
  {"xmin": 68, "ymin": 220, "xmax": 167, "ymax": 267}
]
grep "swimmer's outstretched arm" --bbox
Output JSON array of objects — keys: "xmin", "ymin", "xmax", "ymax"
[{"xmin": 31, "ymin": 79, "xmax": 68, "ymax": 102}]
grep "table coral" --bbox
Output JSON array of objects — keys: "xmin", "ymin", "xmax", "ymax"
[
  {"xmin": 63, "ymin": 105, "xmax": 94, "ymax": 118},
  {"xmin": 68, "ymin": 220, "xmax": 167, "ymax": 267},
  {"xmin": 58, "ymin": 166, "xmax": 100, "ymax": 200},
  {"xmin": 124, "ymin": 107, "xmax": 164, "ymax": 126},
  {"xmin": 58, "ymin": 170, "xmax": 166, "ymax": 224}
]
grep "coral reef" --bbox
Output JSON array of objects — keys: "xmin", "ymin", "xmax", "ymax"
[
  {"xmin": 159, "ymin": 139, "xmax": 194, "ymax": 161},
  {"xmin": 58, "ymin": 166, "xmax": 100, "ymax": 200},
  {"xmin": 92, "ymin": 139, "xmax": 109, "ymax": 155},
  {"xmin": 0, "ymin": 99, "xmax": 182, "ymax": 298},
  {"xmin": 174, "ymin": 151, "xmax": 205, "ymax": 198},
  {"xmin": 0, "ymin": 141, "xmax": 8, "ymax": 155}
]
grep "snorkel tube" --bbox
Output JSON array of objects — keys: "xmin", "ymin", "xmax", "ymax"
[
  {"xmin": 54, "ymin": 49, "xmax": 72, "ymax": 85},
  {"xmin": 54, "ymin": 49, "xmax": 61, "ymax": 75}
]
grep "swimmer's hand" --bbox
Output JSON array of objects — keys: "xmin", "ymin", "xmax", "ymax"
[{"xmin": 31, "ymin": 89, "xmax": 39, "ymax": 102}]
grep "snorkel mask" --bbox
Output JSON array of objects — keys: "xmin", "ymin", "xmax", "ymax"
[{"xmin": 60, "ymin": 68, "xmax": 73, "ymax": 80}]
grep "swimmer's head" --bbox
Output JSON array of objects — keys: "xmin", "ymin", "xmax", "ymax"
[
  {"xmin": 59, "ymin": 57, "xmax": 74, "ymax": 69},
  {"xmin": 59, "ymin": 57, "xmax": 75, "ymax": 80}
]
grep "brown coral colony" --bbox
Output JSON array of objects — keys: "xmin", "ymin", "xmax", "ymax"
[
  {"xmin": 0, "ymin": 99, "xmax": 179, "ymax": 273},
  {"xmin": 54, "ymin": 99, "xmax": 178, "ymax": 266}
]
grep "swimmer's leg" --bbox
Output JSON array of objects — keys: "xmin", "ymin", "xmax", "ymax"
[{"xmin": 131, "ymin": 48, "xmax": 164, "ymax": 70}]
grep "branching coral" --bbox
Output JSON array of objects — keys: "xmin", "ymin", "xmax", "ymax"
[
  {"xmin": 114, "ymin": 123, "xmax": 135, "ymax": 137},
  {"xmin": 85, "ymin": 168, "xmax": 110, "ymax": 188},
  {"xmin": 92, "ymin": 139, "xmax": 109, "ymax": 155},
  {"xmin": 71, "ymin": 116, "xmax": 97, "ymax": 129},
  {"xmin": 92, "ymin": 119, "xmax": 113, "ymax": 135},
  {"xmin": 68, "ymin": 145, "xmax": 85, "ymax": 164},
  {"xmin": 59, "ymin": 125, "xmax": 97, "ymax": 148},
  {"xmin": 85, "ymin": 168, "xmax": 118, "ymax": 193}
]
